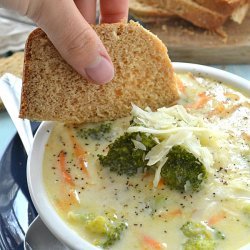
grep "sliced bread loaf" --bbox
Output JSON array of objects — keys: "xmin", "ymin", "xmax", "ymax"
[
  {"xmin": 130, "ymin": 0, "xmax": 228, "ymax": 29},
  {"xmin": 159, "ymin": 0, "xmax": 228, "ymax": 29},
  {"xmin": 20, "ymin": 21, "xmax": 179, "ymax": 123}
]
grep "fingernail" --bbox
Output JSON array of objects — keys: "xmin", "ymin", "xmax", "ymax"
[{"xmin": 85, "ymin": 56, "xmax": 114, "ymax": 84}]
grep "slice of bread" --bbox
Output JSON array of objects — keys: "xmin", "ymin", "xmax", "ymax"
[
  {"xmin": 129, "ymin": 0, "xmax": 174, "ymax": 18},
  {"xmin": 129, "ymin": 0, "xmax": 249, "ymax": 28},
  {"xmin": 193, "ymin": 0, "xmax": 247, "ymax": 15},
  {"xmin": 159, "ymin": 0, "xmax": 228, "ymax": 30},
  {"xmin": 20, "ymin": 21, "xmax": 179, "ymax": 124},
  {"xmin": 130, "ymin": 0, "xmax": 228, "ymax": 29},
  {"xmin": 230, "ymin": 2, "xmax": 249, "ymax": 23}
]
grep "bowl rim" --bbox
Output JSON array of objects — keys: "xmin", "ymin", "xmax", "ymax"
[{"xmin": 27, "ymin": 63, "xmax": 250, "ymax": 250}]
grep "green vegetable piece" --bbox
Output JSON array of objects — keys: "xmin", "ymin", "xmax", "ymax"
[
  {"xmin": 181, "ymin": 221, "xmax": 225, "ymax": 250},
  {"xmin": 101, "ymin": 222, "xmax": 127, "ymax": 248},
  {"xmin": 181, "ymin": 221, "xmax": 213, "ymax": 239},
  {"xmin": 77, "ymin": 123, "xmax": 112, "ymax": 140},
  {"xmin": 183, "ymin": 237, "xmax": 216, "ymax": 250},
  {"xmin": 161, "ymin": 145, "xmax": 207, "ymax": 192},
  {"xmin": 85, "ymin": 216, "xmax": 109, "ymax": 234},
  {"xmin": 68, "ymin": 211, "xmax": 127, "ymax": 249},
  {"xmin": 98, "ymin": 132, "xmax": 156, "ymax": 176}
]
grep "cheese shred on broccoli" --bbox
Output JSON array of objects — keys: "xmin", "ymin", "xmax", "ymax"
[{"xmin": 98, "ymin": 104, "xmax": 230, "ymax": 192}]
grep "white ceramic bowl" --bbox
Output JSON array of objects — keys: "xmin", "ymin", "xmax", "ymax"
[{"xmin": 27, "ymin": 63, "xmax": 250, "ymax": 250}]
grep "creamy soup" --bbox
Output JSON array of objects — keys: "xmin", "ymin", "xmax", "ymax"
[{"xmin": 43, "ymin": 73, "xmax": 250, "ymax": 250}]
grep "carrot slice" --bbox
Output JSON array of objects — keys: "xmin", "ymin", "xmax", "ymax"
[
  {"xmin": 59, "ymin": 150, "xmax": 74, "ymax": 186},
  {"xmin": 186, "ymin": 92, "xmax": 211, "ymax": 109},
  {"xmin": 168, "ymin": 208, "xmax": 182, "ymax": 217},
  {"xmin": 176, "ymin": 77, "xmax": 186, "ymax": 94},
  {"xmin": 157, "ymin": 208, "xmax": 182, "ymax": 219},
  {"xmin": 157, "ymin": 178, "xmax": 165, "ymax": 189},
  {"xmin": 55, "ymin": 188, "xmax": 80, "ymax": 212},
  {"xmin": 208, "ymin": 211, "xmax": 226, "ymax": 226},
  {"xmin": 149, "ymin": 178, "xmax": 165, "ymax": 189},
  {"xmin": 142, "ymin": 235, "xmax": 164, "ymax": 250},
  {"xmin": 67, "ymin": 129, "xmax": 89, "ymax": 177}
]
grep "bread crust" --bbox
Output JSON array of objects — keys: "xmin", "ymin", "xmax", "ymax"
[
  {"xmin": 129, "ymin": 0, "xmax": 249, "ymax": 29},
  {"xmin": 129, "ymin": 0, "xmax": 174, "ymax": 17},
  {"xmin": 21, "ymin": 28, "xmax": 46, "ymax": 119},
  {"xmin": 193, "ymin": 0, "xmax": 247, "ymax": 15},
  {"xmin": 159, "ymin": 0, "xmax": 228, "ymax": 29},
  {"xmin": 20, "ymin": 22, "xmax": 179, "ymax": 123}
]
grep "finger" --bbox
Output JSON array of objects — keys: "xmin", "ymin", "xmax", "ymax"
[
  {"xmin": 74, "ymin": 0, "xmax": 96, "ymax": 24},
  {"xmin": 100, "ymin": 0, "xmax": 129, "ymax": 23},
  {"xmin": 27, "ymin": 0, "xmax": 114, "ymax": 84}
]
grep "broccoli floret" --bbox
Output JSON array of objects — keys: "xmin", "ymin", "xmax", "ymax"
[
  {"xmin": 183, "ymin": 237, "xmax": 215, "ymax": 250},
  {"xmin": 161, "ymin": 145, "xmax": 207, "ymax": 192},
  {"xmin": 181, "ymin": 221, "xmax": 211, "ymax": 238},
  {"xmin": 101, "ymin": 222, "xmax": 127, "ymax": 248},
  {"xmin": 68, "ymin": 212, "xmax": 127, "ymax": 248},
  {"xmin": 181, "ymin": 221, "xmax": 225, "ymax": 250},
  {"xmin": 77, "ymin": 123, "xmax": 112, "ymax": 140},
  {"xmin": 85, "ymin": 215, "xmax": 109, "ymax": 234},
  {"xmin": 98, "ymin": 132, "xmax": 156, "ymax": 176},
  {"xmin": 85, "ymin": 215, "xmax": 127, "ymax": 248}
]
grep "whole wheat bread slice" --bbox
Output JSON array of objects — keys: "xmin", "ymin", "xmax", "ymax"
[
  {"xmin": 20, "ymin": 21, "xmax": 179, "ymax": 124},
  {"xmin": 130, "ymin": 0, "xmax": 228, "ymax": 29},
  {"xmin": 159, "ymin": 0, "xmax": 229, "ymax": 29}
]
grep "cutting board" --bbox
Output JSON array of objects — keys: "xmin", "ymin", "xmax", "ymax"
[{"xmin": 141, "ymin": 11, "xmax": 250, "ymax": 64}]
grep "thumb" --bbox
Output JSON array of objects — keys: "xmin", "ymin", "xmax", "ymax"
[{"xmin": 27, "ymin": 0, "xmax": 114, "ymax": 84}]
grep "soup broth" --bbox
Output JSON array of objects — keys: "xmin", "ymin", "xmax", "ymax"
[{"xmin": 43, "ymin": 74, "xmax": 250, "ymax": 249}]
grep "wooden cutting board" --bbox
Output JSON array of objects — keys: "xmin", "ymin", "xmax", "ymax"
[{"xmin": 141, "ymin": 11, "xmax": 250, "ymax": 64}]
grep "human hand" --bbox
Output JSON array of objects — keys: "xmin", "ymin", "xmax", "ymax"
[{"xmin": 0, "ymin": 0, "xmax": 128, "ymax": 84}]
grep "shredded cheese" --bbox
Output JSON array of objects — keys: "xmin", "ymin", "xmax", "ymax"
[{"xmin": 128, "ymin": 104, "xmax": 232, "ymax": 187}]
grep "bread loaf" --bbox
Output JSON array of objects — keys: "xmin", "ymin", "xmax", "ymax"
[{"xmin": 129, "ymin": 0, "xmax": 249, "ymax": 29}]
